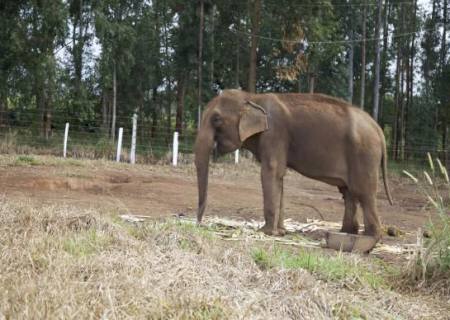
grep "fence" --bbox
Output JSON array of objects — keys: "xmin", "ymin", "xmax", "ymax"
[
  {"xmin": 0, "ymin": 111, "xmax": 448, "ymax": 168},
  {"xmin": 0, "ymin": 114, "xmax": 243, "ymax": 166}
]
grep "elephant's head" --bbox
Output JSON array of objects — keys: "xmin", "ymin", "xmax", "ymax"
[{"xmin": 194, "ymin": 90, "xmax": 269, "ymax": 223}]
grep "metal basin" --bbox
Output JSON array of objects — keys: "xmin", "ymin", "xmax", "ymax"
[{"xmin": 325, "ymin": 231, "xmax": 378, "ymax": 253}]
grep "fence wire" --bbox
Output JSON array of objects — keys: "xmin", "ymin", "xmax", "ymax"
[{"xmin": 0, "ymin": 122, "xmax": 448, "ymax": 167}]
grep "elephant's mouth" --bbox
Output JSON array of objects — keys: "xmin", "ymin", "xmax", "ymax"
[
  {"xmin": 213, "ymin": 142, "xmax": 225, "ymax": 156},
  {"xmin": 214, "ymin": 141, "xmax": 235, "ymax": 156}
]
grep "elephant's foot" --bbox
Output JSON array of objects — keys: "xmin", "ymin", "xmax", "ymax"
[
  {"xmin": 341, "ymin": 224, "xmax": 359, "ymax": 235},
  {"xmin": 258, "ymin": 225, "xmax": 283, "ymax": 236},
  {"xmin": 277, "ymin": 227, "xmax": 287, "ymax": 236},
  {"xmin": 363, "ymin": 227, "xmax": 382, "ymax": 241}
]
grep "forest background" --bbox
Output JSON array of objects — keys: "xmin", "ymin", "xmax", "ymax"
[{"xmin": 0, "ymin": 0, "xmax": 449, "ymax": 163}]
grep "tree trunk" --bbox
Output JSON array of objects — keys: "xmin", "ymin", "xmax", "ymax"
[
  {"xmin": 405, "ymin": 55, "xmax": 410, "ymax": 160},
  {"xmin": 359, "ymin": 0, "xmax": 367, "ymax": 109},
  {"xmin": 210, "ymin": 4, "xmax": 216, "ymax": 85},
  {"xmin": 347, "ymin": 33, "xmax": 354, "ymax": 103},
  {"xmin": 235, "ymin": 39, "xmax": 240, "ymax": 88},
  {"xmin": 176, "ymin": 73, "xmax": 186, "ymax": 135},
  {"xmin": 43, "ymin": 58, "xmax": 55, "ymax": 140},
  {"xmin": 38, "ymin": 89, "xmax": 49, "ymax": 139},
  {"xmin": 235, "ymin": 11, "xmax": 241, "ymax": 89},
  {"xmin": 107, "ymin": 91, "xmax": 112, "ymax": 137},
  {"xmin": 400, "ymin": 52, "xmax": 406, "ymax": 161},
  {"xmin": 379, "ymin": 0, "xmax": 390, "ymax": 125},
  {"xmin": 151, "ymin": 87, "xmax": 158, "ymax": 138},
  {"xmin": 166, "ymin": 86, "xmax": 172, "ymax": 144},
  {"xmin": 425, "ymin": 0, "xmax": 439, "ymax": 103},
  {"xmin": 405, "ymin": 0, "xmax": 418, "ymax": 158},
  {"xmin": 372, "ymin": 0, "xmax": 383, "ymax": 121},
  {"xmin": 441, "ymin": 0, "xmax": 447, "ymax": 70},
  {"xmin": 197, "ymin": 0, "xmax": 204, "ymax": 128},
  {"xmin": 248, "ymin": 0, "xmax": 261, "ymax": 93},
  {"xmin": 72, "ymin": 0, "xmax": 84, "ymax": 96},
  {"xmin": 0, "ymin": 92, "xmax": 5, "ymax": 127},
  {"xmin": 441, "ymin": 0, "xmax": 448, "ymax": 161},
  {"xmin": 35, "ymin": 79, "xmax": 46, "ymax": 138},
  {"xmin": 443, "ymin": 124, "xmax": 448, "ymax": 167},
  {"xmin": 398, "ymin": 1, "xmax": 405, "ymax": 160},
  {"xmin": 43, "ymin": 101, "xmax": 52, "ymax": 140},
  {"xmin": 393, "ymin": 47, "xmax": 401, "ymax": 160},
  {"xmin": 102, "ymin": 90, "xmax": 108, "ymax": 135},
  {"xmin": 111, "ymin": 60, "xmax": 117, "ymax": 142},
  {"xmin": 139, "ymin": 94, "xmax": 145, "ymax": 143}
]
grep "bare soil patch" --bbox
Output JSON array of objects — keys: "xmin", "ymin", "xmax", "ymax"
[
  {"xmin": 0, "ymin": 157, "xmax": 430, "ymax": 244},
  {"xmin": 0, "ymin": 155, "xmax": 449, "ymax": 318}
]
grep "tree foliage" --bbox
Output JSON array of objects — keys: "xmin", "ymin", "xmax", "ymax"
[{"xmin": 0, "ymin": 0, "xmax": 449, "ymax": 162}]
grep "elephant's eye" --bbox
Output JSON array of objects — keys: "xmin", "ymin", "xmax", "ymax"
[{"xmin": 212, "ymin": 114, "xmax": 223, "ymax": 127}]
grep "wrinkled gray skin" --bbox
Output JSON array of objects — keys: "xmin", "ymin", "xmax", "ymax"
[{"xmin": 195, "ymin": 89, "xmax": 393, "ymax": 240}]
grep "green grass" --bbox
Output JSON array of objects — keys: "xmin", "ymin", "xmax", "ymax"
[
  {"xmin": 62, "ymin": 229, "xmax": 114, "ymax": 257},
  {"xmin": 112, "ymin": 217, "xmax": 217, "ymax": 253},
  {"xmin": 13, "ymin": 155, "xmax": 43, "ymax": 166},
  {"xmin": 388, "ymin": 159, "xmax": 428, "ymax": 177},
  {"xmin": 251, "ymin": 247, "xmax": 386, "ymax": 289},
  {"xmin": 332, "ymin": 303, "xmax": 366, "ymax": 320},
  {"xmin": 160, "ymin": 300, "xmax": 227, "ymax": 320}
]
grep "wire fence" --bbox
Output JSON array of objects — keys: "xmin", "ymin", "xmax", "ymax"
[
  {"xmin": 0, "ymin": 120, "xmax": 244, "ymax": 165},
  {"xmin": 0, "ymin": 118, "xmax": 448, "ymax": 169}
]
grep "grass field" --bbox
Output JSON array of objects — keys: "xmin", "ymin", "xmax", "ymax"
[{"xmin": 0, "ymin": 155, "xmax": 449, "ymax": 319}]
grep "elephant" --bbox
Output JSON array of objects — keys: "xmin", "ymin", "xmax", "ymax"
[{"xmin": 194, "ymin": 89, "xmax": 393, "ymax": 240}]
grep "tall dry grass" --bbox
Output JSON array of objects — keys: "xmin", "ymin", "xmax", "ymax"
[
  {"xmin": 0, "ymin": 198, "xmax": 448, "ymax": 319},
  {"xmin": 402, "ymin": 154, "xmax": 450, "ymax": 294}
]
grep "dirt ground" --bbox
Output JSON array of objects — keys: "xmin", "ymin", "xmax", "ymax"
[
  {"xmin": 3, "ymin": 155, "xmax": 450, "ymax": 319},
  {"xmin": 0, "ymin": 156, "xmax": 430, "ymax": 247}
]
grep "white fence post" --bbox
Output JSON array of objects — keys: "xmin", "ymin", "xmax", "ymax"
[
  {"xmin": 130, "ymin": 114, "xmax": 137, "ymax": 164},
  {"xmin": 116, "ymin": 127, "xmax": 123, "ymax": 162},
  {"xmin": 172, "ymin": 131, "xmax": 179, "ymax": 166},
  {"xmin": 63, "ymin": 122, "xmax": 69, "ymax": 158},
  {"xmin": 235, "ymin": 149, "xmax": 239, "ymax": 164}
]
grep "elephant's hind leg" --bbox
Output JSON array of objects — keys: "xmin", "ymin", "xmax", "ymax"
[
  {"xmin": 339, "ymin": 187, "xmax": 359, "ymax": 234},
  {"xmin": 359, "ymin": 194, "xmax": 382, "ymax": 240}
]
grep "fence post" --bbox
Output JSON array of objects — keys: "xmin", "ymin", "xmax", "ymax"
[
  {"xmin": 130, "ymin": 114, "xmax": 137, "ymax": 164},
  {"xmin": 63, "ymin": 122, "xmax": 69, "ymax": 158},
  {"xmin": 172, "ymin": 131, "xmax": 179, "ymax": 166},
  {"xmin": 116, "ymin": 127, "xmax": 123, "ymax": 162},
  {"xmin": 235, "ymin": 149, "xmax": 239, "ymax": 164}
]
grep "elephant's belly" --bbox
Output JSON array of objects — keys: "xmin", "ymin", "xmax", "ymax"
[
  {"xmin": 287, "ymin": 153, "xmax": 348, "ymax": 187},
  {"xmin": 299, "ymin": 173, "xmax": 346, "ymax": 187}
]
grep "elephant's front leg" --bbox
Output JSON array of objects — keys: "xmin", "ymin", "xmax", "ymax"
[
  {"xmin": 277, "ymin": 179, "xmax": 286, "ymax": 235},
  {"xmin": 259, "ymin": 160, "xmax": 284, "ymax": 236}
]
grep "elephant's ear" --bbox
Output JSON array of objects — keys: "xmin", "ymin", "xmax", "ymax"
[{"xmin": 239, "ymin": 100, "xmax": 269, "ymax": 142}]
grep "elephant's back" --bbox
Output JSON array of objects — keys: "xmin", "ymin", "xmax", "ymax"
[
  {"xmin": 275, "ymin": 92, "xmax": 382, "ymax": 140},
  {"xmin": 274, "ymin": 93, "xmax": 351, "ymax": 118}
]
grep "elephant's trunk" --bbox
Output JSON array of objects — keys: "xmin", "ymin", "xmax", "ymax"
[{"xmin": 194, "ymin": 124, "xmax": 214, "ymax": 223}]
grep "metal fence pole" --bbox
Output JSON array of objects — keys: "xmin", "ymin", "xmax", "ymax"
[
  {"xmin": 172, "ymin": 132, "xmax": 179, "ymax": 166},
  {"xmin": 116, "ymin": 127, "xmax": 123, "ymax": 162},
  {"xmin": 63, "ymin": 122, "xmax": 69, "ymax": 158}
]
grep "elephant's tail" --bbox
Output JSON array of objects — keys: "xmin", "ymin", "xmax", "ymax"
[{"xmin": 381, "ymin": 140, "xmax": 394, "ymax": 205}]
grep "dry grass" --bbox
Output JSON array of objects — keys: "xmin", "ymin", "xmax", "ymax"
[
  {"xmin": 0, "ymin": 198, "xmax": 449, "ymax": 319},
  {"xmin": 401, "ymin": 155, "xmax": 450, "ymax": 296}
]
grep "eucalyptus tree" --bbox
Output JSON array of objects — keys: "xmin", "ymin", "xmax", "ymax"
[
  {"xmin": 94, "ymin": 0, "xmax": 140, "ymax": 140},
  {"xmin": 0, "ymin": 1, "xmax": 25, "ymax": 127},
  {"xmin": 67, "ymin": 0, "xmax": 97, "ymax": 125},
  {"xmin": 21, "ymin": 0, "xmax": 67, "ymax": 138}
]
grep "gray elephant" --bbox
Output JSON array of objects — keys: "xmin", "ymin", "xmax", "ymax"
[{"xmin": 194, "ymin": 89, "xmax": 393, "ymax": 240}]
